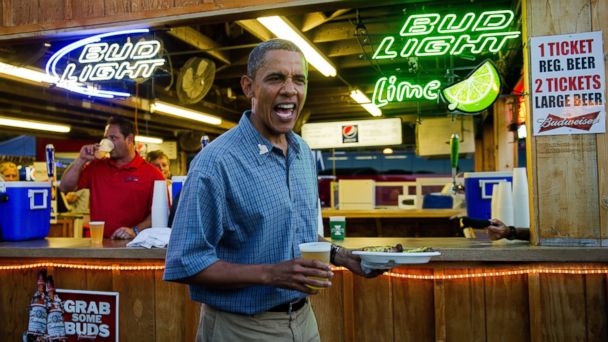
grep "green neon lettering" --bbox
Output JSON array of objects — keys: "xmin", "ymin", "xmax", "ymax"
[
  {"xmin": 415, "ymin": 36, "xmax": 455, "ymax": 56},
  {"xmin": 424, "ymin": 80, "xmax": 441, "ymax": 99},
  {"xmin": 400, "ymin": 14, "xmax": 440, "ymax": 36},
  {"xmin": 372, "ymin": 36, "xmax": 398, "ymax": 59},
  {"xmin": 472, "ymin": 10, "xmax": 514, "ymax": 31},
  {"xmin": 377, "ymin": 9, "xmax": 519, "ymax": 59},
  {"xmin": 399, "ymin": 38, "xmax": 418, "ymax": 58},
  {"xmin": 438, "ymin": 13, "xmax": 475, "ymax": 33},
  {"xmin": 450, "ymin": 32, "xmax": 521, "ymax": 55},
  {"xmin": 372, "ymin": 76, "xmax": 440, "ymax": 107}
]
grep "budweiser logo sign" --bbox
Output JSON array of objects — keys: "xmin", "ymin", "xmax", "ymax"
[{"xmin": 537, "ymin": 112, "xmax": 600, "ymax": 133}]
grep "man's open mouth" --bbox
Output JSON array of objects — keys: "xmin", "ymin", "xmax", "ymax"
[{"xmin": 274, "ymin": 103, "xmax": 296, "ymax": 119}]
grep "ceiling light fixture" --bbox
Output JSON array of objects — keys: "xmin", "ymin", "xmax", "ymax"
[
  {"xmin": 0, "ymin": 116, "xmax": 70, "ymax": 133},
  {"xmin": 150, "ymin": 101, "xmax": 222, "ymax": 126},
  {"xmin": 135, "ymin": 135, "xmax": 164, "ymax": 144},
  {"xmin": 0, "ymin": 61, "xmax": 57, "ymax": 84},
  {"xmin": 350, "ymin": 89, "xmax": 382, "ymax": 117},
  {"xmin": 257, "ymin": 16, "xmax": 337, "ymax": 77}
]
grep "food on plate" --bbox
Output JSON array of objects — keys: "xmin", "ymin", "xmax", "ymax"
[
  {"xmin": 402, "ymin": 246, "xmax": 435, "ymax": 253},
  {"xmin": 361, "ymin": 244, "xmax": 403, "ymax": 253},
  {"xmin": 361, "ymin": 244, "xmax": 434, "ymax": 253}
]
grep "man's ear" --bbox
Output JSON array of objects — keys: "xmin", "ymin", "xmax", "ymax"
[{"xmin": 240, "ymin": 75, "xmax": 253, "ymax": 98}]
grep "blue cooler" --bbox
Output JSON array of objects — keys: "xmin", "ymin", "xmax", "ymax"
[
  {"xmin": 464, "ymin": 172, "xmax": 512, "ymax": 219},
  {"xmin": 0, "ymin": 181, "xmax": 51, "ymax": 241},
  {"xmin": 171, "ymin": 176, "xmax": 187, "ymax": 202}
]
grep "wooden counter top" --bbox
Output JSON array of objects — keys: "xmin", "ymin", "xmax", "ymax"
[
  {"xmin": 1, "ymin": 237, "xmax": 607, "ymax": 262},
  {"xmin": 321, "ymin": 208, "xmax": 465, "ymax": 218},
  {"xmin": 0, "ymin": 238, "xmax": 163, "ymax": 259}
]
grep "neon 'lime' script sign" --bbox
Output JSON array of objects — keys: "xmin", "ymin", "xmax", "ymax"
[
  {"xmin": 373, "ymin": 10, "xmax": 520, "ymax": 59},
  {"xmin": 372, "ymin": 77, "xmax": 441, "ymax": 107}
]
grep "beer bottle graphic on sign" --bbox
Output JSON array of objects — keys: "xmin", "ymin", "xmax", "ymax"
[
  {"xmin": 26, "ymin": 269, "xmax": 48, "ymax": 341},
  {"xmin": 46, "ymin": 276, "xmax": 67, "ymax": 341}
]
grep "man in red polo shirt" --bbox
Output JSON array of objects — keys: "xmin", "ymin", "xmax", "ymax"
[{"xmin": 59, "ymin": 116, "xmax": 165, "ymax": 239}]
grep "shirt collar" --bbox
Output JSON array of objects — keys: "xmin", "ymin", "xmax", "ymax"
[
  {"xmin": 238, "ymin": 111, "xmax": 301, "ymax": 165},
  {"xmin": 107, "ymin": 152, "xmax": 144, "ymax": 170}
]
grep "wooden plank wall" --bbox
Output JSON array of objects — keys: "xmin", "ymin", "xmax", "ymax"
[
  {"xmin": 525, "ymin": 0, "xmax": 605, "ymax": 245},
  {"xmin": 474, "ymin": 116, "xmax": 497, "ymax": 172},
  {"xmin": 0, "ymin": 259, "xmax": 200, "ymax": 341},
  {"xmin": 591, "ymin": 0, "xmax": 608, "ymax": 243},
  {"xmin": 0, "ymin": 0, "xmax": 339, "ymax": 39},
  {"xmin": 1, "ymin": 260, "xmax": 608, "ymax": 341},
  {"xmin": 310, "ymin": 264, "xmax": 607, "ymax": 342},
  {"xmin": 493, "ymin": 97, "xmax": 516, "ymax": 171}
]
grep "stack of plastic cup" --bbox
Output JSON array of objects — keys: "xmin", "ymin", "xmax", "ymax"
[
  {"xmin": 151, "ymin": 180, "xmax": 169, "ymax": 228},
  {"xmin": 512, "ymin": 167, "xmax": 530, "ymax": 228},
  {"xmin": 491, "ymin": 181, "xmax": 514, "ymax": 227}
]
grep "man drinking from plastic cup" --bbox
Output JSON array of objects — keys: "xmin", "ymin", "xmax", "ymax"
[{"xmin": 59, "ymin": 116, "xmax": 164, "ymax": 240}]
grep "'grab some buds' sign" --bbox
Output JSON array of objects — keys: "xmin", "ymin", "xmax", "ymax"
[
  {"xmin": 56, "ymin": 289, "xmax": 119, "ymax": 341},
  {"xmin": 46, "ymin": 29, "xmax": 165, "ymax": 98}
]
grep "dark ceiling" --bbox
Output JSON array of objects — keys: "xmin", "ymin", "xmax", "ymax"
[{"xmin": 0, "ymin": 0, "xmax": 522, "ymax": 145}]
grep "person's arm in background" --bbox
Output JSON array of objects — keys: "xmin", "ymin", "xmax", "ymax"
[
  {"xmin": 59, "ymin": 144, "xmax": 97, "ymax": 192},
  {"xmin": 487, "ymin": 219, "xmax": 530, "ymax": 241},
  {"xmin": 111, "ymin": 215, "xmax": 152, "ymax": 239}
]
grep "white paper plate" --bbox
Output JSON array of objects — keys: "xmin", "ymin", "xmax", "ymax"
[{"xmin": 352, "ymin": 251, "xmax": 441, "ymax": 269}]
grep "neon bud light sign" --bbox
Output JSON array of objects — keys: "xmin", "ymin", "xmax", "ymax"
[
  {"xmin": 46, "ymin": 29, "xmax": 165, "ymax": 98},
  {"xmin": 373, "ymin": 10, "xmax": 520, "ymax": 59},
  {"xmin": 370, "ymin": 9, "xmax": 519, "ymax": 108}
]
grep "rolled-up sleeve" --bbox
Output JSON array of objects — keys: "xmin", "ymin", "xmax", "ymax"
[{"xmin": 164, "ymin": 168, "xmax": 225, "ymax": 281}]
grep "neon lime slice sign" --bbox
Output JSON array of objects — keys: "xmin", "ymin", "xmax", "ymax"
[{"xmin": 373, "ymin": 10, "xmax": 520, "ymax": 59}]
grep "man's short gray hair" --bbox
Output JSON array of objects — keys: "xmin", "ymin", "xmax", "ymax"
[{"xmin": 247, "ymin": 39, "xmax": 307, "ymax": 78}]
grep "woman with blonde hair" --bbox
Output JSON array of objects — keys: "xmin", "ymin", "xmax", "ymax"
[
  {"xmin": 145, "ymin": 150, "xmax": 172, "ymax": 180},
  {"xmin": 0, "ymin": 161, "xmax": 18, "ymax": 181}
]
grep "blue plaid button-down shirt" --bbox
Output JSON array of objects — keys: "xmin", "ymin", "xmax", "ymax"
[{"xmin": 164, "ymin": 111, "xmax": 319, "ymax": 315}]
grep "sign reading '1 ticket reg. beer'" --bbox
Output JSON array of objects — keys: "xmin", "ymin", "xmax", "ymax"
[
  {"xmin": 530, "ymin": 31, "xmax": 606, "ymax": 136},
  {"xmin": 56, "ymin": 289, "xmax": 119, "ymax": 341}
]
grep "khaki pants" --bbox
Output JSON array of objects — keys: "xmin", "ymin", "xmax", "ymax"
[{"xmin": 196, "ymin": 301, "xmax": 320, "ymax": 342}]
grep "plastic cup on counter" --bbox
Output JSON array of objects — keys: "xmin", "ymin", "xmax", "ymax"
[
  {"xmin": 329, "ymin": 216, "xmax": 346, "ymax": 241},
  {"xmin": 89, "ymin": 221, "xmax": 105, "ymax": 245}
]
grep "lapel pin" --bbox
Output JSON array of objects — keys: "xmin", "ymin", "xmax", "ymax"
[{"xmin": 258, "ymin": 144, "xmax": 269, "ymax": 155}]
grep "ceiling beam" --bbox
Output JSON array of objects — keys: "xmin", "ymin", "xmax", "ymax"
[
  {"xmin": 326, "ymin": 39, "xmax": 362, "ymax": 57},
  {"xmin": 0, "ymin": 80, "xmax": 234, "ymax": 137},
  {"xmin": 311, "ymin": 22, "xmax": 400, "ymax": 43},
  {"xmin": 168, "ymin": 27, "xmax": 232, "ymax": 65},
  {"xmin": 301, "ymin": 9, "xmax": 351, "ymax": 32},
  {"xmin": 235, "ymin": 19, "xmax": 274, "ymax": 42}
]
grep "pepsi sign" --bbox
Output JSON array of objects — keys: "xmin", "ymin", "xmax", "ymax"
[{"xmin": 342, "ymin": 125, "xmax": 359, "ymax": 143}]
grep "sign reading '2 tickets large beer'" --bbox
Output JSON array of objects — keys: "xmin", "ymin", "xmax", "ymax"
[{"xmin": 530, "ymin": 31, "xmax": 606, "ymax": 136}]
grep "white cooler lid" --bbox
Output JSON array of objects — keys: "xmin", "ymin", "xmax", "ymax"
[
  {"xmin": 463, "ymin": 171, "xmax": 512, "ymax": 178},
  {"xmin": 1, "ymin": 181, "xmax": 52, "ymax": 188}
]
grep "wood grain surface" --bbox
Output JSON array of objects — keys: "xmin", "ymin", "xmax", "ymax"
[
  {"xmin": 1, "ymin": 258, "xmax": 608, "ymax": 341},
  {"xmin": 526, "ymin": 0, "xmax": 603, "ymax": 245}
]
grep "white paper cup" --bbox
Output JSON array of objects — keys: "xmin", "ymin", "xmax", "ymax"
[{"xmin": 299, "ymin": 242, "xmax": 331, "ymax": 289}]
